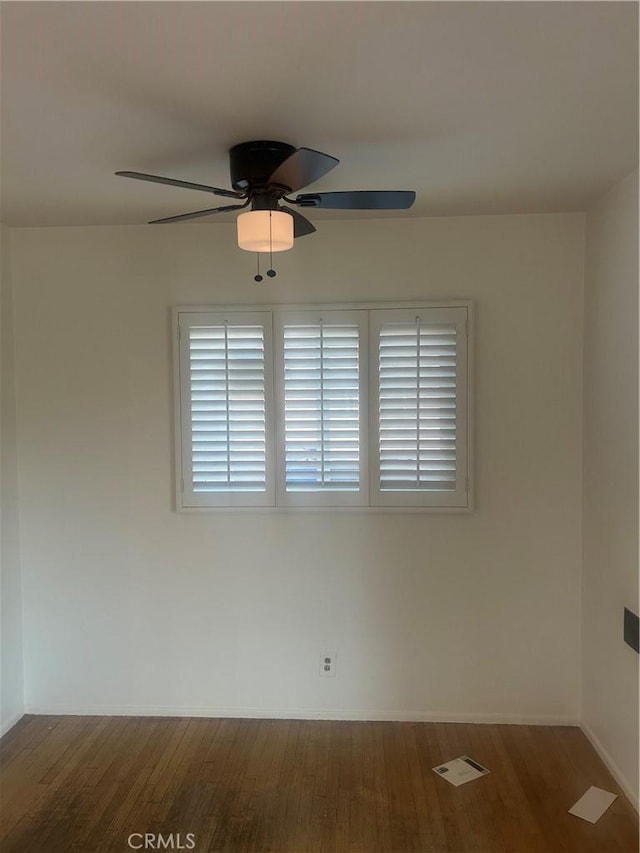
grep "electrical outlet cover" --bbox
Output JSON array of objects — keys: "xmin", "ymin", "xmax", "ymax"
[{"xmin": 319, "ymin": 652, "xmax": 336, "ymax": 677}]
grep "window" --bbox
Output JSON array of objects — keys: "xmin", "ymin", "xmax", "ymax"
[{"xmin": 175, "ymin": 303, "xmax": 471, "ymax": 510}]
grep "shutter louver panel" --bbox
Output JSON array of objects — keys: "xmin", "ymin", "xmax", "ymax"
[
  {"xmin": 283, "ymin": 323, "xmax": 360, "ymax": 492},
  {"xmin": 378, "ymin": 321, "xmax": 457, "ymax": 491},
  {"xmin": 189, "ymin": 324, "xmax": 267, "ymax": 492}
]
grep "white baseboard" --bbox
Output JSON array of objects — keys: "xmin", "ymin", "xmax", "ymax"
[
  {"xmin": 580, "ymin": 720, "xmax": 639, "ymax": 812},
  {"xmin": 0, "ymin": 710, "xmax": 24, "ymax": 738},
  {"xmin": 23, "ymin": 703, "xmax": 578, "ymax": 727}
]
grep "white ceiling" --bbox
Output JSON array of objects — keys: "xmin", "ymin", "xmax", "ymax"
[{"xmin": 1, "ymin": 1, "xmax": 637, "ymax": 227}]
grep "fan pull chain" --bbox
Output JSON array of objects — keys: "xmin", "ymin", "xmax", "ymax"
[
  {"xmin": 267, "ymin": 210, "xmax": 276, "ymax": 278},
  {"xmin": 252, "ymin": 212, "xmax": 279, "ymax": 283}
]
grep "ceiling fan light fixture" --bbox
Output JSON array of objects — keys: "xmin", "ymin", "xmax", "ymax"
[
  {"xmin": 117, "ymin": 142, "xmax": 416, "ymax": 270},
  {"xmin": 237, "ymin": 210, "xmax": 294, "ymax": 252}
]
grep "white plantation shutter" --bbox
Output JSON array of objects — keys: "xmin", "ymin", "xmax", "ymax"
[
  {"xmin": 378, "ymin": 323, "xmax": 456, "ymax": 489},
  {"xmin": 178, "ymin": 312, "xmax": 274, "ymax": 507},
  {"xmin": 275, "ymin": 311, "xmax": 367, "ymax": 506},
  {"xmin": 175, "ymin": 304, "xmax": 471, "ymax": 510},
  {"xmin": 370, "ymin": 307, "xmax": 469, "ymax": 507}
]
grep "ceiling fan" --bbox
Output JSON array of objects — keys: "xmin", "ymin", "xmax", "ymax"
[{"xmin": 116, "ymin": 140, "xmax": 416, "ymax": 257}]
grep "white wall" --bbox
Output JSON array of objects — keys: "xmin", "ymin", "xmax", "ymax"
[
  {"xmin": 1, "ymin": 223, "xmax": 24, "ymax": 735},
  {"xmin": 582, "ymin": 170, "xmax": 639, "ymax": 804},
  {"xmin": 11, "ymin": 213, "xmax": 584, "ymax": 722}
]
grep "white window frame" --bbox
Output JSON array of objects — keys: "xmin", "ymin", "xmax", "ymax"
[
  {"xmin": 274, "ymin": 309, "xmax": 369, "ymax": 507},
  {"xmin": 173, "ymin": 301, "xmax": 473, "ymax": 512}
]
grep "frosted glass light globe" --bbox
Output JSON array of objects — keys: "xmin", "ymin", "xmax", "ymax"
[{"xmin": 237, "ymin": 210, "xmax": 294, "ymax": 252}]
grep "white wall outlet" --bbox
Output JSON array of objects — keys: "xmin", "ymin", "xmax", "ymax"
[{"xmin": 319, "ymin": 652, "xmax": 336, "ymax": 677}]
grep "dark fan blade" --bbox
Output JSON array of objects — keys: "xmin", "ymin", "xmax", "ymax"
[
  {"xmin": 268, "ymin": 148, "xmax": 339, "ymax": 194},
  {"xmin": 115, "ymin": 171, "xmax": 244, "ymax": 199},
  {"xmin": 295, "ymin": 190, "xmax": 416, "ymax": 210},
  {"xmin": 149, "ymin": 202, "xmax": 248, "ymax": 225},
  {"xmin": 281, "ymin": 206, "xmax": 316, "ymax": 238}
]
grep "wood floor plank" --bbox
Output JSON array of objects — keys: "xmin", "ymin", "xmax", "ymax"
[
  {"xmin": 35, "ymin": 718, "xmax": 145, "ymax": 853},
  {"xmin": 382, "ymin": 722, "xmax": 420, "ymax": 853},
  {"xmin": 404, "ymin": 722, "xmax": 449, "ymax": 852},
  {"xmin": 206, "ymin": 718, "xmax": 261, "ymax": 852},
  {"xmin": 303, "ymin": 720, "xmax": 329, "ymax": 853},
  {"xmin": 0, "ymin": 715, "xmax": 53, "ymax": 770},
  {"xmin": 158, "ymin": 723, "xmax": 219, "ymax": 848},
  {"xmin": 0, "ymin": 716, "xmax": 108, "ymax": 843},
  {"xmin": 443, "ymin": 720, "xmax": 492, "ymax": 852},
  {"xmin": 456, "ymin": 723, "xmax": 496, "ymax": 850},
  {"xmin": 486, "ymin": 723, "xmax": 547, "ymax": 851},
  {"xmin": 72, "ymin": 719, "xmax": 166, "ymax": 851},
  {"xmin": 1, "ymin": 716, "xmax": 80, "ymax": 811},
  {"xmin": 350, "ymin": 721, "xmax": 379, "ymax": 853},
  {"xmin": 96, "ymin": 718, "xmax": 165, "ymax": 840},
  {"xmin": 266, "ymin": 719, "xmax": 301, "ymax": 853},
  {"xmin": 292, "ymin": 719, "xmax": 321, "ymax": 853},
  {"xmin": 368, "ymin": 722, "xmax": 393, "ymax": 853},
  {"xmin": 359, "ymin": 722, "xmax": 384, "ymax": 853},
  {"xmin": 430, "ymin": 721, "xmax": 470, "ymax": 851},
  {"xmin": 1, "ymin": 715, "xmax": 638, "ymax": 853},
  {"xmin": 333, "ymin": 721, "xmax": 352, "ymax": 853}
]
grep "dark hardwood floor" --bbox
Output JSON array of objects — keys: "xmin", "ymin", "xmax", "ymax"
[{"xmin": 0, "ymin": 715, "xmax": 637, "ymax": 852}]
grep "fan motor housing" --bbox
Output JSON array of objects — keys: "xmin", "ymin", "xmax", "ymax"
[{"xmin": 229, "ymin": 140, "xmax": 296, "ymax": 192}]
